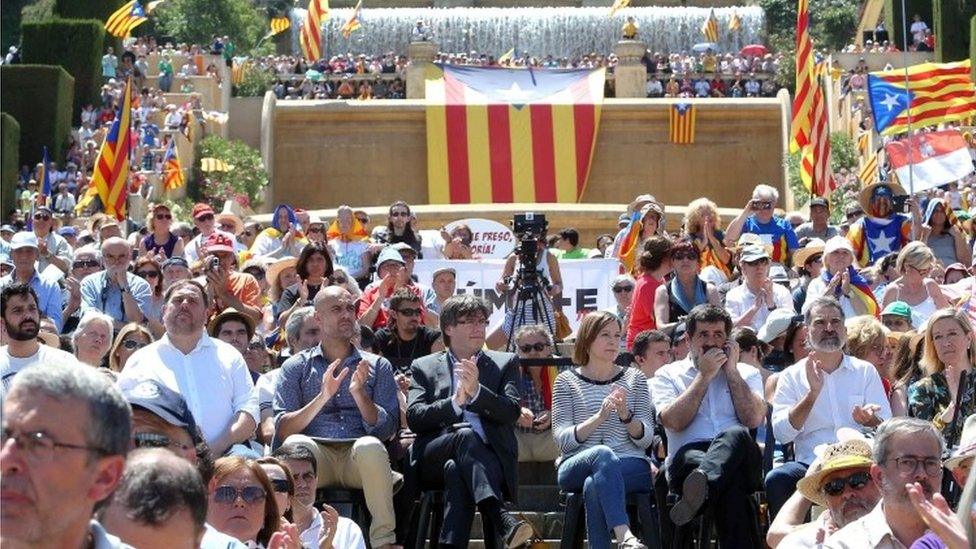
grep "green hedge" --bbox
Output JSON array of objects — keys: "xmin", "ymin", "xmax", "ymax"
[
  {"xmin": 1, "ymin": 113, "xmax": 20, "ymax": 216},
  {"xmin": 934, "ymin": 0, "xmax": 975, "ymax": 62},
  {"xmin": 55, "ymin": 0, "xmax": 123, "ymax": 23},
  {"xmin": 22, "ymin": 18, "xmax": 105, "ymax": 125},
  {"xmin": 0, "ymin": 65, "xmax": 74, "ymax": 166}
]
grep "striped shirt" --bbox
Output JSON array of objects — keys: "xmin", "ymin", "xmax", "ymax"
[{"xmin": 552, "ymin": 366, "xmax": 655, "ymax": 464}]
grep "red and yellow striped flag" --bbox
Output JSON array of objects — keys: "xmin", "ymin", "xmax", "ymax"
[
  {"xmin": 91, "ymin": 77, "xmax": 135, "ymax": 220},
  {"xmin": 669, "ymin": 103, "xmax": 696, "ymax": 144},
  {"xmin": 425, "ymin": 65, "xmax": 605, "ymax": 204},
  {"xmin": 859, "ymin": 151, "xmax": 879, "ymax": 185},
  {"xmin": 300, "ymin": 0, "xmax": 329, "ymax": 61},
  {"xmin": 162, "ymin": 138, "xmax": 184, "ymax": 191},
  {"xmin": 800, "ymin": 66, "xmax": 836, "ymax": 197},
  {"xmin": 105, "ymin": 0, "xmax": 147, "ymax": 39},
  {"xmin": 857, "ymin": 131, "xmax": 869, "ymax": 156},
  {"xmin": 270, "ymin": 16, "xmax": 291, "ymax": 36},
  {"xmin": 340, "ymin": 0, "xmax": 363, "ymax": 39},
  {"xmin": 701, "ymin": 8, "xmax": 719, "ymax": 43},
  {"xmin": 729, "ymin": 11, "xmax": 742, "ymax": 32},
  {"xmin": 867, "ymin": 60, "xmax": 976, "ymax": 136},
  {"xmin": 790, "ymin": 0, "xmax": 815, "ymax": 154}
]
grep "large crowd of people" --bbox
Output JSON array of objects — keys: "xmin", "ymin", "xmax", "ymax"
[{"xmin": 2, "ymin": 171, "xmax": 976, "ymax": 548}]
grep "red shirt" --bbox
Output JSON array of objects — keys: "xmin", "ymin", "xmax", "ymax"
[
  {"xmin": 357, "ymin": 283, "xmax": 426, "ymax": 330},
  {"xmin": 626, "ymin": 272, "xmax": 664, "ymax": 350}
]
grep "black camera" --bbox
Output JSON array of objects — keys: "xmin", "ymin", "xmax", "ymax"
[
  {"xmin": 891, "ymin": 194, "xmax": 909, "ymax": 213},
  {"xmin": 512, "ymin": 213, "xmax": 548, "ymax": 290}
]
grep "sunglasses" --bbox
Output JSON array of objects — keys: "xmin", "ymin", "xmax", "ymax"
[
  {"xmin": 121, "ymin": 339, "xmax": 147, "ymax": 351},
  {"xmin": 219, "ymin": 223, "xmax": 236, "ymax": 231},
  {"xmin": 270, "ymin": 479, "xmax": 291, "ymax": 493},
  {"xmin": 243, "ymin": 231, "xmax": 255, "ymax": 237},
  {"xmin": 519, "ymin": 342, "xmax": 549, "ymax": 353},
  {"xmin": 73, "ymin": 260, "xmax": 100, "ymax": 269},
  {"xmin": 821, "ymin": 471, "xmax": 871, "ymax": 497},
  {"xmin": 212, "ymin": 485, "xmax": 266, "ymax": 505},
  {"xmin": 390, "ymin": 211, "xmax": 410, "ymax": 218},
  {"xmin": 612, "ymin": 285, "xmax": 634, "ymax": 293},
  {"xmin": 753, "ymin": 201, "xmax": 773, "ymax": 210},
  {"xmin": 136, "ymin": 270, "xmax": 159, "ymax": 279},
  {"xmin": 745, "ymin": 258, "xmax": 770, "ymax": 266},
  {"xmin": 672, "ymin": 252, "xmax": 699, "ymax": 261},
  {"xmin": 33, "ymin": 213, "xmax": 51, "ymax": 221},
  {"xmin": 155, "ymin": 213, "xmax": 172, "ymax": 220},
  {"xmin": 396, "ymin": 307, "xmax": 422, "ymax": 317},
  {"xmin": 196, "ymin": 213, "xmax": 214, "ymax": 222}
]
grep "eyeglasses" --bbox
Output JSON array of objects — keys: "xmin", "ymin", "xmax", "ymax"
[
  {"xmin": 821, "ymin": 471, "xmax": 871, "ymax": 496},
  {"xmin": 136, "ymin": 270, "xmax": 159, "ymax": 279},
  {"xmin": 196, "ymin": 213, "xmax": 214, "ymax": 222},
  {"xmin": 219, "ymin": 223, "xmax": 236, "ymax": 231},
  {"xmin": 456, "ymin": 318, "xmax": 489, "ymax": 327},
  {"xmin": 612, "ymin": 285, "xmax": 634, "ymax": 293},
  {"xmin": 212, "ymin": 485, "xmax": 266, "ymax": 505},
  {"xmin": 396, "ymin": 307, "xmax": 422, "ymax": 317},
  {"xmin": 155, "ymin": 213, "xmax": 172, "ymax": 220},
  {"xmin": 132, "ymin": 432, "xmax": 192, "ymax": 452},
  {"xmin": 331, "ymin": 276, "xmax": 348, "ymax": 285},
  {"xmin": 390, "ymin": 211, "xmax": 410, "ymax": 218},
  {"xmin": 73, "ymin": 260, "xmax": 100, "ymax": 269},
  {"xmin": 2, "ymin": 427, "xmax": 107, "ymax": 461},
  {"xmin": 672, "ymin": 252, "xmax": 699, "ymax": 261},
  {"xmin": 519, "ymin": 342, "xmax": 549, "ymax": 353},
  {"xmin": 33, "ymin": 213, "xmax": 51, "ymax": 221},
  {"xmin": 243, "ymin": 231, "xmax": 254, "ymax": 237},
  {"xmin": 909, "ymin": 265, "xmax": 933, "ymax": 277},
  {"xmin": 270, "ymin": 479, "xmax": 291, "ymax": 493},
  {"xmin": 888, "ymin": 456, "xmax": 942, "ymax": 477},
  {"xmin": 122, "ymin": 338, "xmax": 149, "ymax": 351}
]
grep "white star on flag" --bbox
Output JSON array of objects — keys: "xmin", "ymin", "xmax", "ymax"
[
  {"xmin": 868, "ymin": 231, "xmax": 896, "ymax": 254},
  {"xmin": 880, "ymin": 93, "xmax": 901, "ymax": 112},
  {"xmin": 500, "ymin": 82, "xmax": 532, "ymax": 103}
]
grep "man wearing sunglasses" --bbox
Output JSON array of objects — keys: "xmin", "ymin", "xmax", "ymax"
[
  {"xmin": 770, "ymin": 436, "xmax": 880, "ymax": 548},
  {"xmin": 768, "ymin": 296, "xmax": 890, "ymax": 520},
  {"xmin": 30, "ymin": 205, "xmax": 72, "ymax": 275},
  {"xmin": 375, "ymin": 288, "xmax": 443, "ymax": 371},
  {"xmin": 725, "ymin": 184, "xmax": 799, "ymax": 267}
]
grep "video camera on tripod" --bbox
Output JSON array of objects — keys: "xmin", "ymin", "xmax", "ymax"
[{"xmin": 512, "ymin": 213, "xmax": 548, "ymax": 290}]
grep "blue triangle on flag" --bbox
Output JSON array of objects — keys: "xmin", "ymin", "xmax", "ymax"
[
  {"xmin": 867, "ymin": 75, "xmax": 912, "ymax": 133},
  {"xmin": 675, "ymin": 103, "xmax": 692, "ymax": 115}
]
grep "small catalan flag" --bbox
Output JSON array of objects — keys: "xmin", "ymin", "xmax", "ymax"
[
  {"xmin": 162, "ymin": 139, "xmax": 184, "ymax": 191},
  {"xmin": 270, "ymin": 16, "xmax": 291, "ymax": 36},
  {"xmin": 669, "ymin": 103, "xmax": 696, "ymax": 144}
]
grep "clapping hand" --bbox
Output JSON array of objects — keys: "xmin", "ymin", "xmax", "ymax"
[
  {"xmin": 840, "ymin": 269, "xmax": 852, "ymax": 296},
  {"xmin": 609, "ymin": 386, "xmax": 629, "ymax": 420},
  {"xmin": 318, "ymin": 505, "xmax": 340, "ymax": 549},
  {"xmin": 268, "ymin": 520, "xmax": 302, "ymax": 549},
  {"xmin": 852, "ymin": 403, "xmax": 882, "ymax": 427},
  {"xmin": 456, "ymin": 358, "xmax": 480, "ymax": 398},
  {"xmin": 805, "ymin": 358, "xmax": 825, "ymax": 394},
  {"xmin": 321, "ymin": 359, "xmax": 350, "ymax": 402},
  {"xmin": 348, "ymin": 359, "xmax": 370, "ymax": 397},
  {"xmin": 906, "ymin": 482, "xmax": 969, "ymax": 549}
]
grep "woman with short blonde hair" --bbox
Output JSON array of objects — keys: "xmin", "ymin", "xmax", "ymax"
[{"xmin": 881, "ymin": 241, "xmax": 949, "ymax": 327}]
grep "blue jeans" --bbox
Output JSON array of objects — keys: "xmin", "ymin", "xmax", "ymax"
[
  {"xmin": 557, "ymin": 446, "xmax": 652, "ymax": 549},
  {"xmin": 764, "ymin": 461, "xmax": 809, "ymax": 520}
]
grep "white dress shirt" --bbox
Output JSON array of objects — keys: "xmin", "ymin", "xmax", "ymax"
[
  {"xmin": 649, "ymin": 357, "xmax": 764, "ymax": 466},
  {"xmin": 300, "ymin": 510, "xmax": 366, "ymax": 549},
  {"xmin": 824, "ymin": 503, "xmax": 910, "ymax": 549},
  {"xmin": 724, "ymin": 281, "xmax": 794, "ymax": 331},
  {"xmin": 772, "ymin": 355, "xmax": 891, "ymax": 465},
  {"xmin": 117, "ymin": 333, "xmax": 259, "ymax": 444}
]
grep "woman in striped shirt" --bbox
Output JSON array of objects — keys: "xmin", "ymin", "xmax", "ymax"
[{"xmin": 552, "ymin": 311, "xmax": 655, "ymax": 549}]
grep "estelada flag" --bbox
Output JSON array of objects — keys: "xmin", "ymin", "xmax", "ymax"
[
  {"xmin": 270, "ymin": 16, "xmax": 291, "ymax": 36},
  {"xmin": 90, "ymin": 77, "xmax": 135, "ymax": 221},
  {"xmin": 868, "ymin": 60, "xmax": 976, "ymax": 136},
  {"xmin": 425, "ymin": 64, "xmax": 605, "ymax": 204},
  {"xmin": 162, "ymin": 138, "xmax": 184, "ymax": 191},
  {"xmin": 669, "ymin": 103, "xmax": 696, "ymax": 144},
  {"xmin": 105, "ymin": 0, "xmax": 147, "ymax": 39},
  {"xmin": 885, "ymin": 130, "xmax": 974, "ymax": 193}
]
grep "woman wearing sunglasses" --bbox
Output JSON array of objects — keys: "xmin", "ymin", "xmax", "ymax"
[
  {"xmin": 133, "ymin": 256, "xmax": 166, "ymax": 337},
  {"xmin": 207, "ymin": 456, "xmax": 281, "ymax": 547},
  {"xmin": 138, "ymin": 204, "xmax": 184, "ymax": 259},
  {"xmin": 880, "ymin": 242, "xmax": 950, "ymax": 328},
  {"xmin": 256, "ymin": 457, "xmax": 296, "ymax": 524},
  {"xmin": 108, "ymin": 323, "xmax": 154, "ymax": 372},
  {"xmin": 653, "ymin": 238, "xmax": 720, "ymax": 332}
]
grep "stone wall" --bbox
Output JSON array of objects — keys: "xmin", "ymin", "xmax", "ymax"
[
  {"xmin": 266, "ymin": 98, "xmax": 787, "ymax": 211},
  {"xmin": 228, "ymin": 97, "xmax": 264, "ymax": 149}
]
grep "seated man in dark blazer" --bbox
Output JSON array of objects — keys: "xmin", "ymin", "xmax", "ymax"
[{"xmin": 407, "ymin": 294, "xmax": 533, "ymax": 549}]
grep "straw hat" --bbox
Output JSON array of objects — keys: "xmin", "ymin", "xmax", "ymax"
[
  {"xmin": 207, "ymin": 307, "xmax": 255, "ymax": 340},
  {"xmin": 796, "ymin": 434, "xmax": 873, "ymax": 507},
  {"xmin": 793, "ymin": 238, "xmax": 826, "ymax": 268},
  {"xmin": 266, "ymin": 256, "xmax": 298, "ymax": 286},
  {"xmin": 857, "ymin": 181, "xmax": 907, "ymax": 215},
  {"xmin": 626, "ymin": 194, "xmax": 660, "ymax": 216},
  {"xmin": 945, "ymin": 415, "xmax": 976, "ymax": 471}
]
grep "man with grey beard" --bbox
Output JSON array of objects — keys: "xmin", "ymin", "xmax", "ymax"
[
  {"xmin": 766, "ymin": 296, "xmax": 890, "ymax": 519},
  {"xmin": 826, "ymin": 418, "xmax": 946, "ymax": 548}
]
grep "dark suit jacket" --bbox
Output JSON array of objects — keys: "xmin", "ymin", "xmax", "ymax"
[{"xmin": 406, "ymin": 349, "xmax": 522, "ymax": 502}]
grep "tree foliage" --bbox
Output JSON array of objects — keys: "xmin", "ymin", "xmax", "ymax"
[
  {"xmin": 758, "ymin": 0, "xmax": 859, "ymax": 52},
  {"xmin": 233, "ymin": 65, "xmax": 275, "ymax": 97},
  {"xmin": 786, "ymin": 133, "xmax": 859, "ymax": 220},
  {"xmin": 153, "ymin": 0, "xmax": 264, "ymax": 51},
  {"xmin": 194, "ymin": 135, "xmax": 268, "ymax": 210}
]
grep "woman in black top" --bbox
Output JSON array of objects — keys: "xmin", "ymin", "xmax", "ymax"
[{"xmin": 276, "ymin": 242, "xmax": 334, "ymax": 326}]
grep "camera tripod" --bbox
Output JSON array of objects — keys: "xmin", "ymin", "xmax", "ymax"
[{"xmin": 505, "ymin": 270, "xmax": 557, "ymax": 352}]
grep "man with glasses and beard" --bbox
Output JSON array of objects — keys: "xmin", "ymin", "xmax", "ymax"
[
  {"xmin": 0, "ymin": 284, "xmax": 78, "ymax": 395},
  {"xmin": 375, "ymin": 288, "xmax": 443, "ymax": 372},
  {"xmin": 767, "ymin": 296, "xmax": 889, "ymax": 519},
  {"xmin": 825, "ymin": 418, "xmax": 946, "ymax": 548}
]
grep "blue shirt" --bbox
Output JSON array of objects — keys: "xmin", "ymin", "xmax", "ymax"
[
  {"xmin": 79, "ymin": 270, "xmax": 152, "ymax": 324},
  {"xmin": 273, "ymin": 345, "xmax": 398, "ymax": 441},
  {"xmin": 742, "ymin": 215, "xmax": 800, "ymax": 263},
  {"xmin": 0, "ymin": 268, "xmax": 64, "ymax": 331}
]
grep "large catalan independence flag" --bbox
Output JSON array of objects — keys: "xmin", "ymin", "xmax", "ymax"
[
  {"xmin": 91, "ymin": 77, "xmax": 135, "ymax": 221},
  {"xmin": 425, "ymin": 65, "xmax": 605, "ymax": 204},
  {"xmin": 867, "ymin": 60, "xmax": 976, "ymax": 136}
]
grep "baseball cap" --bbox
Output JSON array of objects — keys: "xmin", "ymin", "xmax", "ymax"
[
  {"xmin": 161, "ymin": 256, "xmax": 189, "ymax": 270},
  {"xmin": 191, "ymin": 203, "xmax": 214, "ymax": 219},
  {"xmin": 740, "ymin": 245, "xmax": 770, "ymax": 263},
  {"xmin": 376, "ymin": 246, "xmax": 406, "ymax": 267},
  {"xmin": 432, "ymin": 266, "xmax": 456, "ymax": 280},
  {"xmin": 204, "ymin": 231, "xmax": 236, "ymax": 254},
  {"xmin": 10, "ymin": 232, "xmax": 39, "ymax": 250},
  {"xmin": 809, "ymin": 197, "xmax": 829, "ymax": 209},
  {"xmin": 823, "ymin": 236, "xmax": 855, "ymax": 258},
  {"xmin": 0, "ymin": 225, "xmax": 15, "ymax": 235},
  {"xmin": 881, "ymin": 301, "xmax": 912, "ymax": 320},
  {"xmin": 391, "ymin": 242, "xmax": 418, "ymax": 256},
  {"xmin": 59, "ymin": 226, "xmax": 78, "ymax": 237},
  {"xmin": 770, "ymin": 264, "xmax": 789, "ymax": 283},
  {"xmin": 757, "ymin": 308, "xmax": 796, "ymax": 343},
  {"xmin": 122, "ymin": 379, "xmax": 203, "ymax": 445}
]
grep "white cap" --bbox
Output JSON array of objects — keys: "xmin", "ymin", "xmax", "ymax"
[
  {"xmin": 10, "ymin": 232, "xmax": 39, "ymax": 250},
  {"xmin": 757, "ymin": 308, "xmax": 796, "ymax": 343}
]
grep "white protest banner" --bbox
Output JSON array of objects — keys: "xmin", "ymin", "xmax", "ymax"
[
  {"xmin": 444, "ymin": 218, "xmax": 516, "ymax": 259},
  {"xmin": 414, "ymin": 259, "xmax": 619, "ymax": 332}
]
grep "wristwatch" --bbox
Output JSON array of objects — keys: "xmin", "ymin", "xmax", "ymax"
[{"xmin": 619, "ymin": 410, "xmax": 635, "ymax": 424}]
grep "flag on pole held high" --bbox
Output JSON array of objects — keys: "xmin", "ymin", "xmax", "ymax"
[
  {"xmin": 669, "ymin": 104, "xmax": 697, "ymax": 144},
  {"xmin": 162, "ymin": 138, "xmax": 185, "ymax": 191},
  {"xmin": 609, "ymin": 0, "xmax": 630, "ymax": 17},
  {"xmin": 867, "ymin": 60, "xmax": 976, "ymax": 136},
  {"xmin": 90, "ymin": 77, "xmax": 135, "ymax": 221},
  {"xmin": 105, "ymin": 0, "xmax": 148, "ymax": 38},
  {"xmin": 340, "ymin": 0, "xmax": 363, "ymax": 39},
  {"xmin": 885, "ymin": 130, "xmax": 975, "ymax": 193},
  {"xmin": 300, "ymin": 0, "xmax": 329, "ymax": 61},
  {"xmin": 790, "ymin": 0, "xmax": 814, "ymax": 153},
  {"xmin": 701, "ymin": 8, "xmax": 719, "ymax": 43},
  {"xmin": 425, "ymin": 65, "xmax": 605, "ymax": 204},
  {"xmin": 728, "ymin": 11, "xmax": 742, "ymax": 32},
  {"xmin": 799, "ymin": 64, "xmax": 836, "ymax": 197},
  {"xmin": 39, "ymin": 146, "xmax": 52, "ymax": 205},
  {"xmin": 270, "ymin": 16, "xmax": 291, "ymax": 36}
]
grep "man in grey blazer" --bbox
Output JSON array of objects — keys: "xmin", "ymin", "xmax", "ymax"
[{"xmin": 407, "ymin": 294, "xmax": 532, "ymax": 548}]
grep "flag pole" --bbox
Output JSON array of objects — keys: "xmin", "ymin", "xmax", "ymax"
[{"xmin": 899, "ymin": 0, "xmax": 914, "ymax": 196}]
